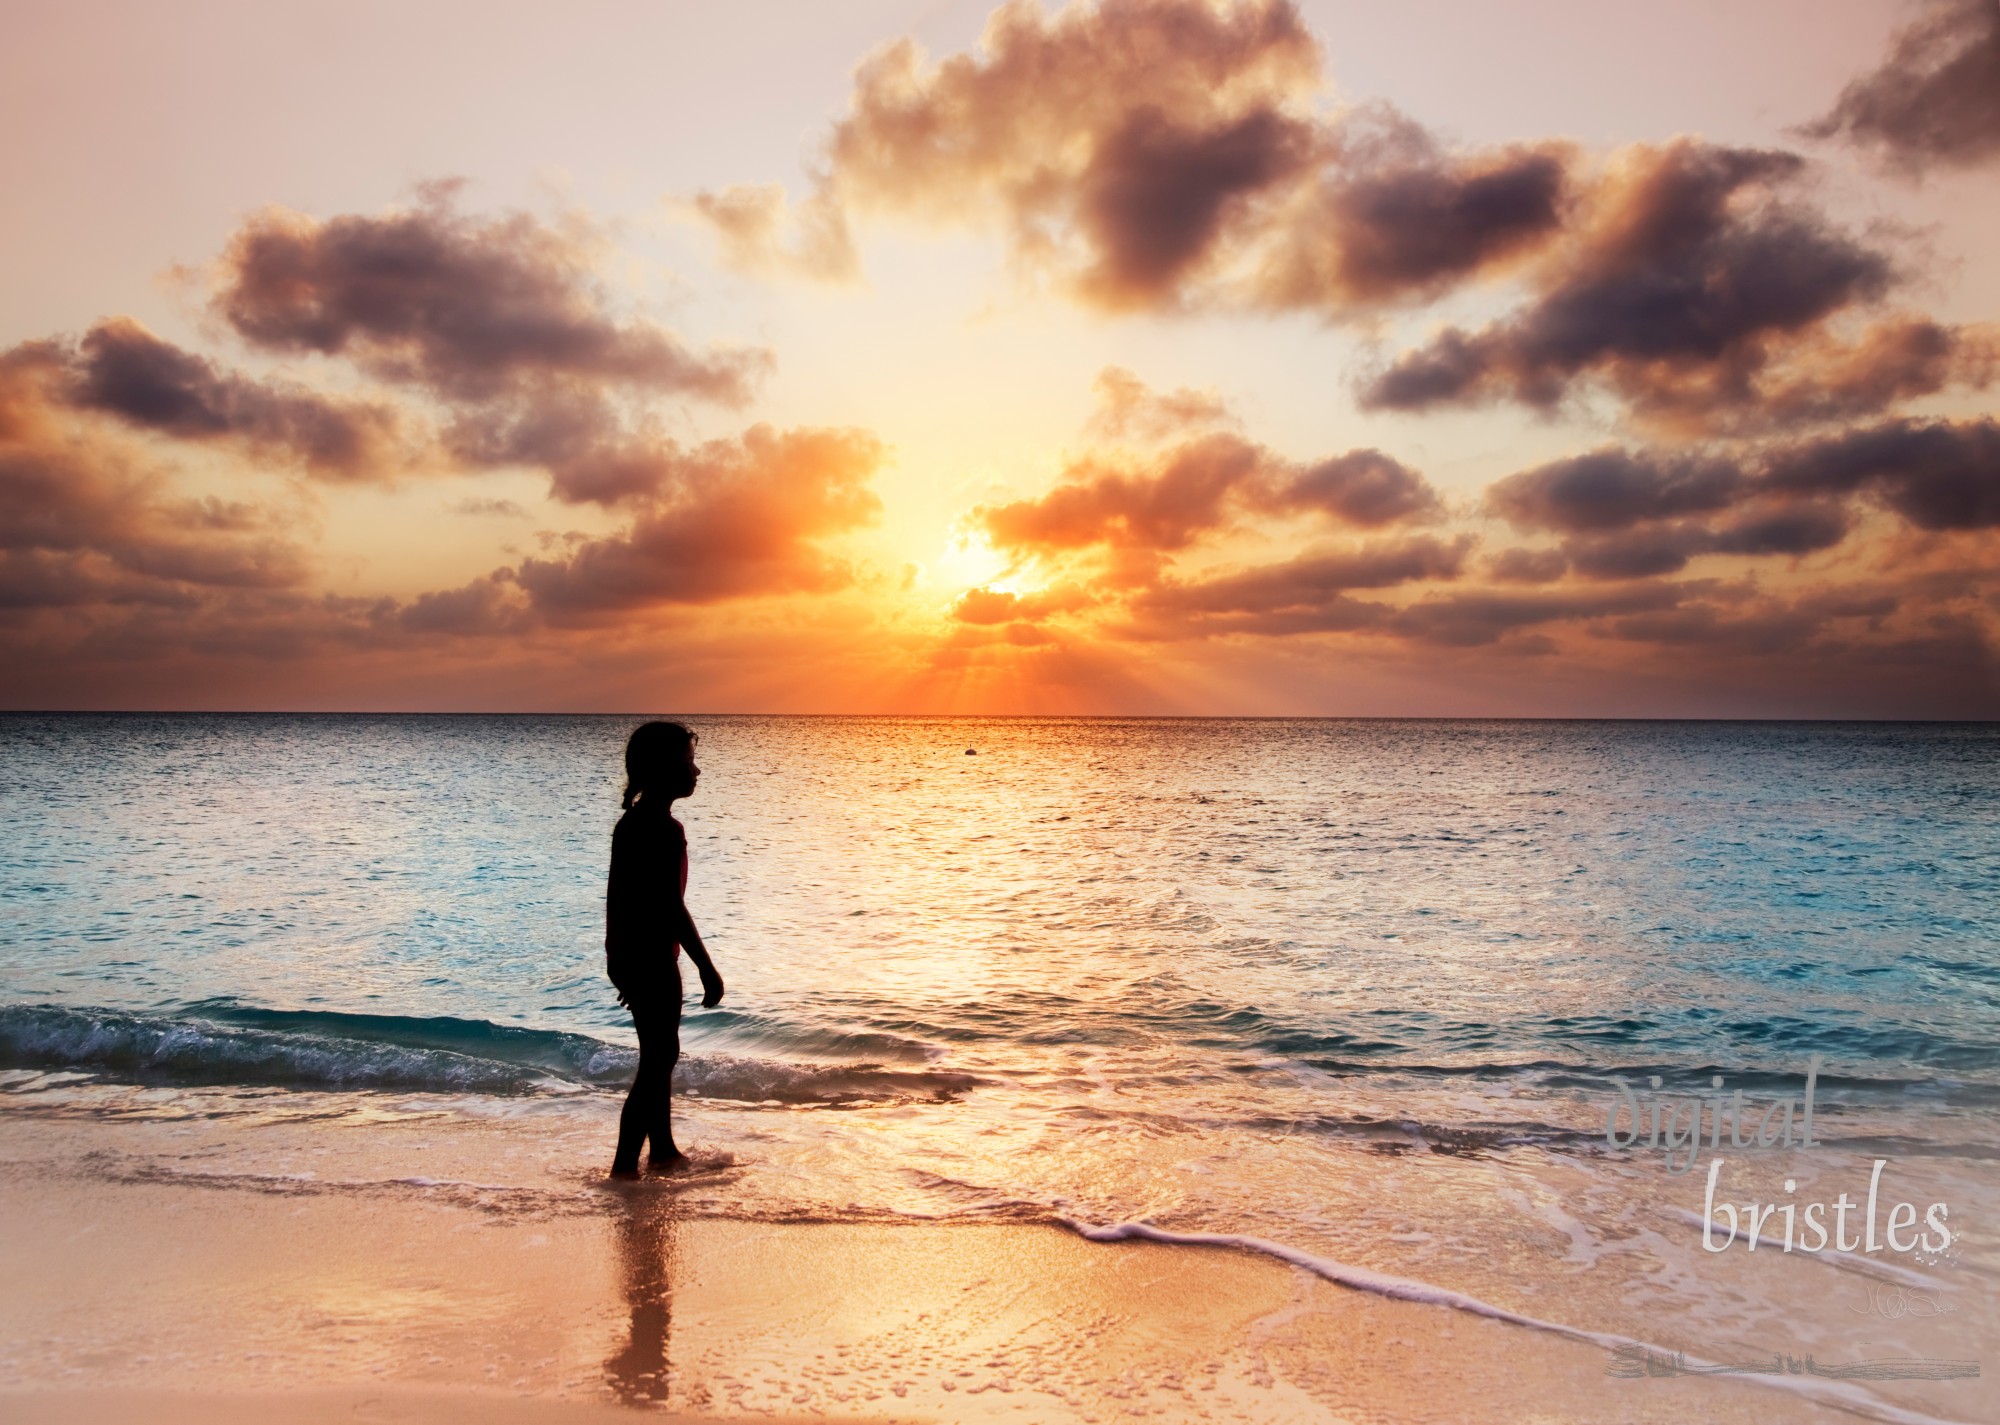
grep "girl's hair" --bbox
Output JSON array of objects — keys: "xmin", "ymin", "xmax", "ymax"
[{"xmin": 622, "ymin": 720, "xmax": 698, "ymax": 810}]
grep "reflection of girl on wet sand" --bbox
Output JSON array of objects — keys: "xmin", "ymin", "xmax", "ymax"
[
  {"xmin": 605, "ymin": 721, "xmax": 725, "ymax": 1177},
  {"xmin": 605, "ymin": 1198, "xmax": 677, "ymax": 1405}
]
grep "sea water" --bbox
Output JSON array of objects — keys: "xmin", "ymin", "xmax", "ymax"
[{"xmin": 3, "ymin": 715, "xmax": 1996, "ymax": 1415}]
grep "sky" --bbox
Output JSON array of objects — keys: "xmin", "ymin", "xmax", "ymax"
[{"xmin": 2, "ymin": 0, "xmax": 1997, "ymax": 715}]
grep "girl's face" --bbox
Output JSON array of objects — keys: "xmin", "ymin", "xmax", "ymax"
[{"xmin": 660, "ymin": 746, "xmax": 699, "ymax": 800}]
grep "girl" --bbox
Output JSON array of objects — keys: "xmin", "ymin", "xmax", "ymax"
[{"xmin": 605, "ymin": 720, "xmax": 725, "ymax": 1177}]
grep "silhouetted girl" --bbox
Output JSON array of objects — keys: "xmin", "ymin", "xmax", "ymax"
[{"xmin": 606, "ymin": 720, "xmax": 724, "ymax": 1177}]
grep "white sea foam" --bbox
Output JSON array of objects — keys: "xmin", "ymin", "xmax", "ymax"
[{"xmin": 1061, "ymin": 1219, "xmax": 1979, "ymax": 1425}]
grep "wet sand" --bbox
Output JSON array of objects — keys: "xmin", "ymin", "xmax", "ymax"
[{"xmin": 0, "ymin": 1109, "xmax": 1928, "ymax": 1425}]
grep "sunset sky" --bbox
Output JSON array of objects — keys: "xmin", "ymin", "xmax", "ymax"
[{"xmin": 4, "ymin": 0, "xmax": 1997, "ymax": 715}]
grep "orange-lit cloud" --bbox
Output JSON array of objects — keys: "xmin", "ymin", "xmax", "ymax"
[
  {"xmin": 932, "ymin": 367, "xmax": 1996, "ymax": 705},
  {"xmin": 0, "ymin": 190, "xmax": 893, "ymax": 700},
  {"xmin": 511, "ymin": 424, "xmax": 885, "ymax": 619},
  {"xmin": 975, "ymin": 370, "xmax": 1439, "ymax": 567},
  {"xmin": 0, "ymin": 346, "xmax": 310, "ymax": 613}
]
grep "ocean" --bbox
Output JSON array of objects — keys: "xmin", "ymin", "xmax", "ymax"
[{"xmin": 2, "ymin": 715, "xmax": 1996, "ymax": 1418}]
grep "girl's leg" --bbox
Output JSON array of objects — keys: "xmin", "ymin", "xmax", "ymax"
[
  {"xmin": 613, "ymin": 1043, "xmax": 656, "ymax": 1175},
  {"xmin": 637, "ymin": 999, "xmax": 684, "ymax": 1166},
  {"xmin": 613, "ymin": 1002, "xmax": 685, "ymax": 1174}
]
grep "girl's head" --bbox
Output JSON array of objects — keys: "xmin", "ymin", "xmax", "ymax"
[{"xmin": 622, "ymin": 720, "xmax": 699, "ymax": 810}]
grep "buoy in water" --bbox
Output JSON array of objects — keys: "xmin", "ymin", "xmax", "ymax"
[{"xmin": 965, "ymin": 748, "xmax": 977, "ymax": 755}]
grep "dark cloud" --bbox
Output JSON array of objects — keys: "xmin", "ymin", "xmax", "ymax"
[
  {"xmin": 1803, "ymin": 0, "xmax": 2000, "ymax": 173},
  {"xmin": 1765, "ymin": 417, "xmax": 2000, "ymax": 530},
  {"xmin": 1386, "ymin": 583, "xmax": 1686, "ymax": 647},
  {"xmin": 1605, "ymin": 589, "xmax": 1901, "ymax": 658},
  {"xmin": 1483, "ymin": 418, "xmax": 2000, "ymax": 581},
  {"xmin": 512, "ymin": 424, "xmax": 885, "ymax": 617},
  {"xmin": 213, "ymin": 191, "xmax": 768, "ymax": 404},
  {"xmin": 1, "ymin": 321, "xmax": 404, "ymax": 480},
  {"xmin": 393, "ymin": 572, "xmax": 532, "ymax": 636},
  {"xmin": 64, "ymin": 319, "xmax": 404, "ymax": 478},
  {"xmin": 1362, "ymin": 141, "xmax": 1914, "ymax": 426},
  {"xmin": 1076, "ymin": 105, "xmax": 1315, "ymax": 307},
  {"xmin": 1251, "ymin": 111, "xmax": 1571, "ymax": 308},
  {"xmin": 438, "ymin": 384, "xmax": 690, "ymax": 506},
  {"xmin": 727, "ymin": 0, "xmax": 1574, "ymax": 314},
  {"xmin": 1559, "ymin": 503, "xmax": 1850, "ymax": 580},
  {"xmin": 1486, "ymin": 448, "xmax": 1744, "ymax": 533},
  {"xmin": 1132, "ymin": 534, "xmax": 1471, "ymax": 626},
  {"xmin": 1484, "ymin": 546, "xmax": 1570, "ymax": 584},
  {"xmin": 1273, "ymin": 449, "xmax": 1440, "ymax": 526}
]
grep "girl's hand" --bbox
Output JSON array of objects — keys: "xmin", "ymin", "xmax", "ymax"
[{"xmin": 700, "ymin": 970, "xmax": 725, "ymax": 1008}]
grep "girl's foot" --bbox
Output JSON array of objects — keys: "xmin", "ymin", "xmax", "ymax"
[
  {"xmin": 609, "ymin": 1163, "xmax": 643, "ymax": 1181},
  {"xmin": 646, "ymin": 1150, "xmax": 692, "ymax": 1174}
]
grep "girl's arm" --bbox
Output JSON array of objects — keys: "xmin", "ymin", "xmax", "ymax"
[{"xmin": 676, "ymin": 904, "xmax": 725, "ymax": 1007}]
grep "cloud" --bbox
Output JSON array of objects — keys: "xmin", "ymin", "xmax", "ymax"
[
  {"xmin": 948, "ymin": 583, "xmax": 1094, "ymax": 625},
  {"xmin": 1084, "ymin": 365, "xmax": 1235, "ymax": 441},
  {"xmin": 1486, "ymin": 448, "xmax": 1744, "ymax": 533},
  {"xmin": 815, "ymin": 0, "xmax": 1321, "ymax": 304},
  {"xmin": 1125, "ymin": 533, "xmax": 1472, "ymax": 634},
  {"xmin": 1384, "ymin": 582, "xmax": 1686, "ymax": 647},
  {"xmin": 1802, "ymin": 0, "xmax": 2000, "ymax": 173},
  {"xmin": 720, "ymin": 0, "xmax": 1573, "ymax": 315},
  {"xmin": 447, "ymin": 496, "xmax": 530, "ymax": 518},
  {"xmin": 438, "ymin": 384, "xmax": 691, "ymax": 506},
  {"xmin": 1072, "ymin": 103, "xmax": 1316, "ymax": 307},
  {"xmin": 1249, "ymin": 108, "xmax": 1571, "ymax": 309},
  {"xmin": 1484, "ymin": 545, "xmax": 1570, "ymax": 584},
  {"xmin": 1480, "ymin": 417, "xmax": 2000, "ymax": 581},
  {"xmin": 1733, "ymin": 317, "xmax": 1998, "ymax": 431},
  {"xmin": 980, "ymin": 432, "xmax": 1273, "ymax": 554},
  {"xmin": 1556, "ymin": 503, "xmax": 1851, "ymax": 580},
  {"xmin": 688, "ymin": 183, "xmax": 860, "ymax": 282},
  {"xmin": 1273, "ymin": 448, "xmax": 1440, "ymax": 526},
  {"xmin": 978, "ymin": 391, "xmax": 1439, "ymax": 558},
  {"xmin": 762, "ymin": 3, "xmax": 1982, "ymax": 436},
  {"xmin": 2, "ymin": 320, "xmax": 407, "ymax": 481},
  {"xmin": 212, "ymin": 189, "xmax": 768, "ymax": 404},
  {"xmin": 1764, "ymin": 417, "xmax": 2000, "ymax": 530},
  {"xmin": 64, "ymin": 318, "xmax": 406, "ymax": 478},
  {"xmin": 1361, "ymin": 140, "xmax": 1917, "ymax": 426},
  {"xmin": 392, "ymin": 572, "xmax": 532, "ymax": 636},
  {"xmin": 512, "ymin": 424, "xmax": 885, "ymax": 617},
  {"xmin": 0, "ymin": 383, "xmax": 309, "ymax": 612}
]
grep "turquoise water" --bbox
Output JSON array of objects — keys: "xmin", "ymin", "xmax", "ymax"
[
  {"xmin": 3, "ymin": 715, "xmax": 1995, "ymax": 1088},
  {"xmin": 3, "ymin": 715, "xmax": 1997, "ymax": 1412}
]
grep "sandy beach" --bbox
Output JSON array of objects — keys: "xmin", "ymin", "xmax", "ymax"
[{"xmin": 6, "ymin": 1103, "xmax": 1956, "ymax": 1425}]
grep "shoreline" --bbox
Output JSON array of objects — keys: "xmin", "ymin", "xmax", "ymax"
[{"xmin": 7, "ymin": 1106, "xmax": 1978, "ymax": 1425}]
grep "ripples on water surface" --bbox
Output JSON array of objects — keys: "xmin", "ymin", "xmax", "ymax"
[{"xmin": 2, "ymin": 714, "xmax": 1997, "ymax": 1404}]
